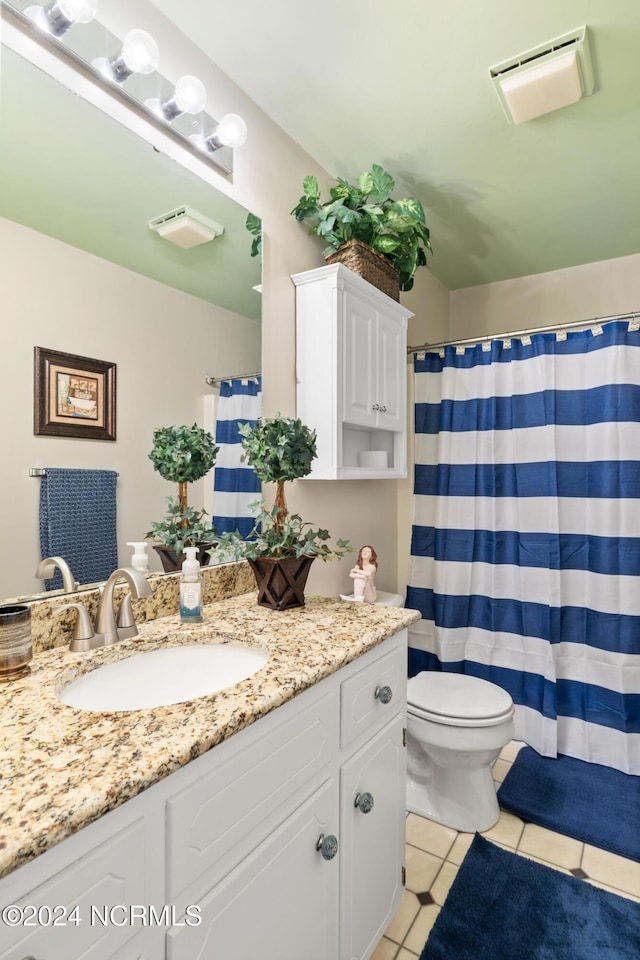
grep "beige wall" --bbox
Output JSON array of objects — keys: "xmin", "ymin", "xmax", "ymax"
[
  {"xmin": 450, "ymin": 252, "xmax": 640, "ymax": 340},
  {"xmin": 0, "ymin": 219, "xmax": 260, "ymax": 599}
]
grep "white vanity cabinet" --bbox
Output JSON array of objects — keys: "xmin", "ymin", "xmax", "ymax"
[
  {"xmin": 293, "ymin": 264, "xmax": 413, "ymax": 479},
  {"xmin": 0, "ymin": 630, "xmax": 408, "ymax": 960}
]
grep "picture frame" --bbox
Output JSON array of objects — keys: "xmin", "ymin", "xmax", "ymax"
[{"xmin": 34, "ymin": 347, "xmax": 116, "ymax": 441}]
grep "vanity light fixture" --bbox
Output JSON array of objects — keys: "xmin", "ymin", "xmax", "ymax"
[
  {"xmin": 25, "ymin": 0, "xmax": 98, "ymax": 37},
  {"xmin": 146, "ymin": 75, "xmax": 207, "ymax": 122},
  {"xmin": 93, "ymin": 28, "xmax": 160, "ymax": 83},
  {"xmin": 2, "ymin": 0, "xmax": 247, "ymax": 175}
]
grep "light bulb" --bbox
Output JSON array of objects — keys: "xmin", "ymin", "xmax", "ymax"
[
  {"xmin": 95, "ymin": 28, "xmax": 160, "ymax": 83},
  {"xmin": 58, "ymin": 0, "xmax": 98, "ymax": 24},
  {"xmin": 26, "ymin": 0, "xmax": 98, "ymax": 36},
  {"xmin": 205, "ymin": 113, "xmax": 248, "ymax": 152},
  {"xmin": 121, "ymin": 29, "xmax": 159, "ymax": 76},
  {"xmin": 174, "ymin": 76, "xmax": 207, "ymax": 115},
  {"xmin": 215, "ymin": 114, "xmax": 248, "ymax": 148},
  {"xmin": 150, "ymin": 75, "xmax": 207, "ymax": 121}
]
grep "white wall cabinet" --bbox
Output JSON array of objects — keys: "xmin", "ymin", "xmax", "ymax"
[
  {"xmin": 0, "ymin": 631, "xmax": 407, "ymax": 960},
  {"xmin": 294, "ymin": 264, "xmax": 413, "ymax": 479}
]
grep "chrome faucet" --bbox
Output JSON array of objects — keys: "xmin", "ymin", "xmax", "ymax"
[
  {"xmin": 95, "ymin": 567, "xmax": 153, "ymax": 645},
  {"xmin": 36, "ymin": 556, "xmax": 77, "ymax": 592}
]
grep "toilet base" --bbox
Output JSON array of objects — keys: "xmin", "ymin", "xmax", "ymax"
[{"xmin": 406, "ymin": 759, "xmax": 501, "ymax": 833}]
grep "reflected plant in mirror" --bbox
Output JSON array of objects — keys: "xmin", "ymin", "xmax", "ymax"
[{"xmin": 146, "ymin": 424, "xmax": 219, "ymax": 571}]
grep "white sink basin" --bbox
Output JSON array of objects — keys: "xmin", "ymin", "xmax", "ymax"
[{"xmin": 58, "ymin": 643, "xmax": 268, "ymax": 712}]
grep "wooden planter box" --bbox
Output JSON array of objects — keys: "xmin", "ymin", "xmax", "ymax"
[{"xmin": 247, "ymin": 556, "xmax": 315, "ymax": 611}]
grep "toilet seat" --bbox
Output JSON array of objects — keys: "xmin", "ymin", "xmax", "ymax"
[{"xmin": 408, "ymin": 672, "xmax": 514, "ymax": 728}]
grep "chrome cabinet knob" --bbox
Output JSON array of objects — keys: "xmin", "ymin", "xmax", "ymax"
[
  {"xmin": 354, "ymin": 791, "xmax": 375, "ymax": 814},
  {"xmin": 316, "ymin": 833, "xmax": 339, "ymax": 860},
  {"xmin": 374, "ymin": 684, "xmax": 393, "ymax": 704},
  {"xmin": 372, "ymin": 402, "xmax": 380, "ymax": 411}
]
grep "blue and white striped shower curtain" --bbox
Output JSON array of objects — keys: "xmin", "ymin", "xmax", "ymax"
[
  {"xmin": 406, "ymin": 320, "xmax": 640, "ymax": 773},
  {"xmin": 212, "ymin": 377, "xmax": 262, "ymax": 539}
]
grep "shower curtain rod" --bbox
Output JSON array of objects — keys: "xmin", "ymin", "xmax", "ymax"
[
  {"xmin": 406, "ymin": 309, "xmax": 640, "ymax": 355},
  {"xmin": 205, "ymin": 370, "xmax": 261, "ymax": 386}
]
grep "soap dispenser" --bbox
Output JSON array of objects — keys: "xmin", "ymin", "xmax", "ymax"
[
  {"xmin": 126, "ymin": 541, "xmax": 149, "ymax": 574},
  {"xmin": 180, "ymin": 547, "xmax": 203, "ymax": 623}
]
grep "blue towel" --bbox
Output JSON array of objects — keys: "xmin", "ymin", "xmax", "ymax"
[{"xmin": 39, "ymin": 468, "xmax": 118, "ymax": 589}]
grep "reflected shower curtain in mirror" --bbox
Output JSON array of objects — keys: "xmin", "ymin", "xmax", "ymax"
[
  {"xmin": 212, "ymin": 377, "xmax": 262, "ymax": 539},
  {"xmin": 406, "ymin": 321, "xmax": 640, "ymax": 773}
]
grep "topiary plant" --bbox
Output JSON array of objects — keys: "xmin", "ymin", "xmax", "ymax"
[
  {"xmin": 209, "ymin": 414, "xmax": 351, "ymax": 563},
  {"xmin": 147, "ymin": 423, "xmax": 219, "ymax": 550}
]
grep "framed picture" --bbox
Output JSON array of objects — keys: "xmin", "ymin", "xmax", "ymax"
[{"xmin": 34, "ymin": 347, "xmax": 116, "ymax": 441}]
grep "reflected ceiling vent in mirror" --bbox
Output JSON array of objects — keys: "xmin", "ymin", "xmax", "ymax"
[
  {"xmin": 489, "ymin": 26, "xmax": 595, "ymax": 124},
  {"xmin": 148, "ymin": 206, "xmax": 224, "ymax": 249}
]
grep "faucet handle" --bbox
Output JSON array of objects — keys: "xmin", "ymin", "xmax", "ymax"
[
  {"xmin": 51, "ymin": 603, "xmax": 104, "ymax": 652},
  {"xmin": 116, "ymin": 593, "xmax": 139, "ymax": 641}
]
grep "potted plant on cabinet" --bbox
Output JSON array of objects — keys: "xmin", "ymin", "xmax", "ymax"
[
  {"xmin": 209, "ymin": 414, "xmax": 351, "ymax": 610},
  {"xmin": 146, "ymin": 423, "xmax": 219, "ymax": 572},
  {"xmin": 291, "ymin": 163, "xmax": 432, "ymax": 299}
]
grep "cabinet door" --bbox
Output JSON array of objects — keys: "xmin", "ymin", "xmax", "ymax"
[
  {"xmin": 342, "ymin": 289, "xmax": 377, "ymax": 428},
  {"xmin": 0, "ymin": 819, "xmax": 148, "ymax": 960},
  {"xmin": 376, "ymin": 308, "xmax": 406, "ymax": 432},
  {"xmin": 340, "ymin": 715, "xmax": 406, "ymax": 960},
  {"xmin": 167, "ymin": 780, "xmax": 339, "ymax": 960}
]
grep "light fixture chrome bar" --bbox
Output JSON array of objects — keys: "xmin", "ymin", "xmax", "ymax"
[
  {"xmin": 407, "ymin": 309, "xmax": 640, "ymax": 355},
  {"xmin": 1, "ymin": 1, "xmax": 235, "ymax": 175}
]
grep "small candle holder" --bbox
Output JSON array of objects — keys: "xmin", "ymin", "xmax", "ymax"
[{"xmin": 0, "ymin": 604, "xmax": 32, "ymax": 681}]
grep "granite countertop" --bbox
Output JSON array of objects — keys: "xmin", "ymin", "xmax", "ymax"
[{"xmin": 0, "ymin": 593, "xmax": 420, "ymax": 880}]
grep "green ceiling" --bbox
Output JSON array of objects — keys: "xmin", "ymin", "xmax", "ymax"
[{"xmin": 150, "ymin": 0, "xmax": 640, "ymax": 290}]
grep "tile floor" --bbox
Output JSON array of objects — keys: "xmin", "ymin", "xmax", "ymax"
[{"xmin": 372, "ymin": 740, "xmax": 640, "ymax": 960}]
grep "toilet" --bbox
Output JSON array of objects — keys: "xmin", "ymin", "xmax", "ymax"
[{"xmin": 406, "ymin": 672, "xmax": 515, "ymax": 832}]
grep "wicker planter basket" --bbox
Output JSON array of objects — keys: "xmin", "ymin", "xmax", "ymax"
[{"xmin": 325, "ymin": 239, "xmax": 400, "ymax": 301}]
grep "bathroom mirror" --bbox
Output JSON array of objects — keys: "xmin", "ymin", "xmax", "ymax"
[{"xmin": 0, "ymin": 39, "xmax": 262, "ymax": 602}]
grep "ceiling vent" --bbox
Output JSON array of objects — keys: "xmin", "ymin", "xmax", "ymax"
[
  {"xmin": 148, "ymin": 206, "xmax": 224, "ymax": 248},
  {"xmin": 489, "ymin": 26, "xmax": 595, "ymax": 125}
]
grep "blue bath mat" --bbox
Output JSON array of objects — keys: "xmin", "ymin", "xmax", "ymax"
[
  {"xmin": 498, "ymin": 746, "xmax": 640, "ymax": 861},
  {"xmin": 420, "ymin": 834, "xmax": 640, "ymax": 960}
]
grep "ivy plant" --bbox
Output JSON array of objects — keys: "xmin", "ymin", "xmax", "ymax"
[
  {"xmin": 146, "ymin": 497, "xmax": 213, "ymax": 554},
  {"xmin": 210, "ymin": 500, "xmax": 352, "ymax": 563}
]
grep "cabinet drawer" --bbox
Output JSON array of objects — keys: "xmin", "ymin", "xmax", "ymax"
[
  {"xmin": 0, "ymin": 819, "xmax": 146, "ymax": 960},
  {"xmin": 167, "ymin": 686, "xmax": 337, "ymax": 900},
  {"xmin": 340, "ymin": 641, "xmax": 406, "ymax": 749}
]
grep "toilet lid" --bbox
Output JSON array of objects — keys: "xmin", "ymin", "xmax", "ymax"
[{"xmin": 407, "ymin": 672, "xmax": 513, "ymax": 722}]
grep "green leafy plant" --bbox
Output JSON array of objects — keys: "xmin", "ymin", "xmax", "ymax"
[
  {"xmin": 245, "ymin": 212, "xmax": 262, "ymax": 258},
  {"xmin": 291, "ymin": 163, "xmax": 432, "ymax": 292},
  {"xmin": 147, "ymin": 423, "xmax": 219, "ymax": 549},
  {"xmin": 212, "ymin": 500, "xmax": 351, "ymax": 563},
  {"xmin": 146, "ymin": 496, "xmax": 213, "ymax": 553},
  {"xmin": 209, "ymin": 414, "xmax": 351, "ymax": 562}
]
